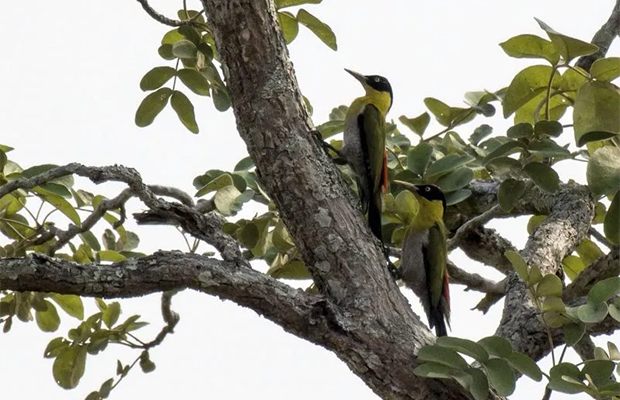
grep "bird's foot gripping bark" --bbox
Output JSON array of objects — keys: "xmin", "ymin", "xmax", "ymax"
[
  {"xmin": 310, "ymin": 130, "xmax": 347, "ymax": 165},
  {"xmin": 384, "ymin": 245, "xmax": 401, "ymax": 280}
]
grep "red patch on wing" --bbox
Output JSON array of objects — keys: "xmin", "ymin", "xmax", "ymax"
[
  {"xmin": 443, "ymin": 271, "xmax": 451, "ymax": 311},
  {"xmin": 380, "ymin": 151, "xmax": 389, "ymax": 193}
]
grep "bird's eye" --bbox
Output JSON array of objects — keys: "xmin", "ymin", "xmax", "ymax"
[
  {"xmin": 374, "ymin": 77, "xmax": 380, "ymax": 83},
  {"xmin": 425, "ymin": 187, "xmax": 431, "ymax": 192}
]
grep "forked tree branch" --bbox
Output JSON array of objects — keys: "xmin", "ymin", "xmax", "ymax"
[{"xmin": 576, "ymin": 0, "xmax": 620, "ymax": 71}]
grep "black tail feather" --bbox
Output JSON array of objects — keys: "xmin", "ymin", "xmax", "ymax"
[
  {"xmin": 368, "ymin": 199, "xmax": 382, "ymax": 241},
  {"xmin": 429, "ymin": 308, "xmax": 448, "ymax": 337}
]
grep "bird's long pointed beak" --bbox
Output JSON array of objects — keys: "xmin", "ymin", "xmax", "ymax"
[{"xmin": 344, "ymin": 68, "xmax": 366, "ymax": 84}]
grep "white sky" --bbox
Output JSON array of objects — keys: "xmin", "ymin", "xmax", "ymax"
[{"xmin": 0, "ymin": 0, "xmax": 618, "ymax": 399}]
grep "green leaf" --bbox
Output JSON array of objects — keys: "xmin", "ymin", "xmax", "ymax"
[
  {"xmin": 507, "ymin": 122, "xmax": 533, "ymax": 139},
  {"xmin": 394, "ymin": 190, "xmax": 419, "ymax": 225},
  {"xmin": 444, "ymin": 189, "xmax": 471, "ymax": 206},
  {"xmin": 536, "ymin": 274, "xmax": 563, "ymax": 297},
  {"xmin": 426, "ymin": 155, "xmax": 475, "ymax": 179},
  {"xmin": 499, "ymin": 34, "xmax": 559, "ymax": 64},
  {"xmin": 102, "ymin": 302, "xmax": 121, "ymax": 329},
  {"xmin": 562, "ymin": 255, "xmax": 586, "ymax": 281},
  {"xmin": 574, "ymin": 81, "xmax": 620, "ymax": 146},
  {"xmin": 268, "ymin": 259, "xmax": 311, "ymax": 279},
  {"xmin": 171, "ymin": 39, "xmax": 197, "ymax": 58},
  {"xmin": 36, "ymin": 300, "xmax": 61, "ymax": 332},
  {"xmin": 563, "ymin": 322, "xmax": 586, "ymax": 346},
  {"xmin": 158, "ymin": 44, "xmax": 175, "ymax": 60},
  {"xmin": 98, "ymin": 250, "xmax": 127, "ymax": 262},
  {"xmin": 296, "ymin": 9, "xmax": 337, "ymax": 51},
  {"xmin": 527, "ymin": 215, "xmax": 547, "ymax": 234},
  {"xmin": 528, "ymin": 139, "xmax": 570, "ymax": 157},
  {"xmin": 582, "ymin": 359, "xmax": 615, "ymax": 387},
  {"xmin": 604, "ymin": 191, "xmax": 619, "ymax": 245},
  {"xmin": 482, "ymin": 141, "xmax": 526, "ymax": 164},
  {"xmin": 399, "ymin": 112, "xmax": 430, "ymax": 136},
  {"xmin": 588, "ymin": 277, "xmax": 620, "ymax": 304},
  {"xmin": 506, "ymin": 352, "xmax": 543, "ymax": 381},
  {"xmin": 275, "ymin": 0, "xmax": 321, "ymax": 8},
  {"xmin": 591, "ymin": 57, "xmax": 620, "ymax": 82},
  {"xmin": 534, "ymin": 120, "xmax": 563, "ymax": 137},
  {"xmin": 51, "ymin": 294, "xmax": 84, "ymax": 320},
  {"xmin": 417, "ymin": 345, "xmax": 469, "ymax": 370},
  {"xmin": 503, "ymin": 65, "xmax": 560, "ymax": 118},
  {"xmin": 498, "ymin": 178, "xmax": 526, "ymax": 212},
  {"xmin": 237, "ymin": 223, "xmax": 259, "ymax": 249},
  {"xmin": 413, "ymin": 361, "xmax": 457, "ymax": 379},
  {"xmin": 435, "ymin": 168, "xmax": 474, "ymax": 192},
  {"xmin": 528, "ymin": 265, "xmax": 543, "ymax": 286},
  {"xmin": 44, "ymin": 337, "xmax": 70, "ymax": 358},
  {"xmin": 53, "ymin": 345, "xmax": 88, "ymax": 389},
  {"xmin": 214, "ymin": 185, "xmax": 243, "ymax": 215},
  {"xmin": 139, "ymin": 67, "xmax": 176, "ymax": 91},
  {"xmin": 535, "ymin": 18, "xmax": 599, "ymax": 62},
  {"xmin": 34, "ymin": 189, "xmax": 81, "ymax": 226},
  {"xmin": 505, "ymin": 250, "xmax": 528, "ymax": 281},
  {"xmin": 586, "ymin": 146, "xmax": 620, "ymax": 196},
  {"xmin": 548, "ymin": 363, "xmax": 584, "ymax": 394},
  {"xmin": 477, "ymin": 336, "xmax": 513, "ymax": 358},
  {"xmin": 177, "ymin": 69, "xmax": 210, "ymax": 96},
  {"xmin": 234, "ymin": 156, "xmax": 255, "ymax": 171},
  {"xmin": 436, "ymin": 336, "xmax": 489, "ymax": 363},
  {"xmin": 523, "ymin": 161, "xmax": 560, "ymax": 192},
  {"xmin": 407, "ymin": 143, "xmax": 434, "ymax": 176},
  {"xmin": 211, "ymin": 86, "xmax": 231, "ymax": 112},
  {"xmin": 578, "ymin": 301, "xmax": 608, "ymax": 323},
  {"xmin": 469, "ymin": 124, "xmax": 493, "ymax": 145},
  {"xmin": 135, "ymin": 87, "xmax": 173, "ymax": 128},
  {"xmin": 80, "ymin": 231, "xmax": 101, "ymax": 252},
  {"xmin": 170, "ymin": 90, "xmax": 199, "ymax": 133},
  {"xmin": 277, "ymin": 11, "xmax": 299, "ymax": 44},
  {"xmin": 196, "ymin": 174, "xmax": 234, "ymax": 198},
  {"xmin": 484, "ymin": 358, "xmax": 515, "ymax": 396},
  {"xmin": 467, "ymin": 368, "xmax": 490, "ymax": 400},
  {"xmin": 486, "ymin": 157, "xmax": 522, "ymax": 178},
  {"xmin": 560, "ymin": 67, "xmax": 588, "ymax": 92},
  {"xmin": 424, "ymin": 97, "xmax": 452, "ymax": 126}
]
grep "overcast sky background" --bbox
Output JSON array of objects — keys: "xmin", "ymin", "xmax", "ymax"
[{"xmin": 1, "ymin": 1, "xmax": 618, "ymax": 399}]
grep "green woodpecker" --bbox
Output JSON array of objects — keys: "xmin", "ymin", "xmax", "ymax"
[
  {"xmin": 341, "ymin": 69, "xmax": 392, "ymax": 240},
  {"xmin": 400, "ymin": 184, "xmax": 451, "ymax": 336}
]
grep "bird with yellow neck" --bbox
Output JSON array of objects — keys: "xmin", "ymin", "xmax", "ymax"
[
  {"xmin": 399, "ymin": 183, "xmax": 451, "ymax": 336},
  {"xmin": 340, "ymin": 69, "xmax": 393, "ymax": 241}
]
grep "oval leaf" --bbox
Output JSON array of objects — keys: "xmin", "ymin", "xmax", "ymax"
[
  {"xmin": 499, "ymin": 34, "xmax": 559, "ymax": 64},
  {"xmin": 484, "ymin": 358, "xmax": 516, "ymax": 396},
  {"xmin": 170, "ymin": 90, "xmax": 199, "ymax": 133},
  {"xmin": 604, "ymin": 191, "xmax": 619, "ymax": 245},
  {"xmin": 503, "ymin": 65, "xmax": 560, "ymax": 118},
  {"xmin": 591, "ymin": 57, "xmax": 620, "ymax": 82},
  {"xmin": 574, "ymin": 81, "xmax": 620, "ymax": 146},
  {"xmin": 523, "ymin": 161, "xmax": 560, "ymax": 192},
  {"xmin": 135, "ymin": 88, "xmax": 173, "ymax": 128},
  {"xmin": 586, "ymin": 146, "xmax": 620, "ymax": 196},
  {"xmin": 296, "ymin": 9, "xmax": 337, "ymax": 50},
  {"xmin": 139, "ymin": 66, "xmax": 176, "ymax": 91}
]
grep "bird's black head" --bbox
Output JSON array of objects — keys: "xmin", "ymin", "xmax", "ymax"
[
  {"xmin": 364, "ymin": 75, "xmax": 392, "ymax": 95},
  {"xmin": 414, "ymin": 184, "xmax": 446, "ymax": 211}
]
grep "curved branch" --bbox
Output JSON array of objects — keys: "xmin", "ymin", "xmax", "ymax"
[
  {"xmin": 496, "ymin": 184, "xmax": 595, "ymax": 359},
  {"xmin": 563, "ymin": 251, "xmax": 620, "ymax": 300},
  {"xmin": 576, "ymin": 0, "xmax": 620, "ymax": 71},
  {"xmin": 0, "ymin": 251, "xmax": 332, "ymax": 342}
]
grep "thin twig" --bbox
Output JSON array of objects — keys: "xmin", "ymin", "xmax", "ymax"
[
  {"xmin": 447, "ymin": 261, "xmax": 504, "ymax": 294},
  {"xmin": 448, "ymin": 205, "xmax": 502, "ymax": 251}
]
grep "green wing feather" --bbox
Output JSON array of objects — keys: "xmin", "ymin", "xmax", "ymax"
[
  {"xmin": 361, "ymin": 104, "xmax": 386, "ymax": 193},
  {"xmin": 425, "ymin": 221, "xmax": 447, "ymax": 308}
]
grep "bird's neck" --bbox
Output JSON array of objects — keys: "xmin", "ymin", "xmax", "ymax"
[
  {"xmin": 411, "ymin": 196, "xmax": 444, "ymax": 230},
  {"xmin": 356, "ymin": 89, "xmax": 392, "ymax": 116}
]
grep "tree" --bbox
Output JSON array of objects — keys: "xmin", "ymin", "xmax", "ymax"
[{"xmin": 1, "ymin": 0, "xmax": 619, "ymax": 399}]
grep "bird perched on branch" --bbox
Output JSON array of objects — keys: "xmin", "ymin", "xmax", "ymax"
[
  {"xmin": 340, "ymin": 69, "xmax": 392, "ymax": 241},
  {"xmin": 399, "ymin": 184, "xmax": 451, "ymax": 336}
]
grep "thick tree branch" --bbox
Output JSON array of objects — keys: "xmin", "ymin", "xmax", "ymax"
[
  {"xmin": 563, "ymin": 250, "xmax": 620, "ymax": 300},
  {"xmin": 457, "ymin": 226, "xmax": 517, "ymax": 275},
  {"xmin": 0, "ymin": 251, "xmax": 333, "ymax": 342},
  {"xmin": 202, "ymin": 1, "xmax": 477, "ymax": 399},
  {"xmin": 496, "ymin": 184, "xmax": 595, "ymax": 359},
  {"xmin": 576, "ymin": 0, "xmax": 620, "ymax": 71}
]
